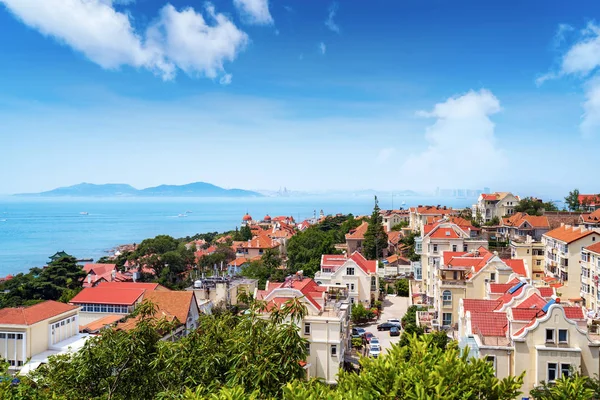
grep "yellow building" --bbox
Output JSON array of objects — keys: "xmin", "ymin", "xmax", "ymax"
[
  {"xmin": 0, "ymin": 300, "xmax": 84, "ymax": 373},
  {"xmin": 510, "ymin": 236, "xmax": 545, "ymax": 284},
  {"xmin": 581, "ymin": 242, "xmax": 600, "ymax": 316}
]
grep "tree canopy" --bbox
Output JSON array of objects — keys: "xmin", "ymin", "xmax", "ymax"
[
  {"xmin": 515, "ymin": 197, "xmax": 558, "ymax": 216},
  {"xmin": 565, "ymin": 189, "xmax": 581, "ymax": 211},
  {"xmin": 0, "ymin": 256, "xmax": 85, "ymax": 308}
]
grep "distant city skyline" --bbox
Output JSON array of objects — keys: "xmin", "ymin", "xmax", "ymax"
[{"xmin": 1, "ymin": 1, "xmax": 599, "ymax": 197}]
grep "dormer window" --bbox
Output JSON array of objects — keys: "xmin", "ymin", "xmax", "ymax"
[{"xmin": 346, "ymin": 267, "xmax": 355, "ymax": 276}]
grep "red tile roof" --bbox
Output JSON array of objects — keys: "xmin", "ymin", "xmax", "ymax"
[
  {"xmin": 80, "ymin": 314, "xmax": 124, "ymax": 333},
  {"xmin": 503, "ymin": 259, "xmax": 526, "ymax": 276},
  {"xmin": 502, "ymin": 213, "xmax": 550, "ymax": 229},
  {"xmin": 84, "ymin": 263, "xmax": 116, "ymax": 275},
  {"xmin": 578, "ymin": 194, "xmax": 600, "ymax": 206},
  {"xmin": 0, "ymin": 300, "xmax": 79, "ymax": 325},
  {"xmin": 70, "ymin": 287, "xmax": 145, "ymax": 306},
  {"xmin": 563, "ymin": 306, "xmax": 585, "ymax": 320},
  {"xmin": 443, "ymin": 252, "xmax": 467, "ymax": 265},
  {"xmin": 96, "ymin": 282, "xmax": 167, "ymax": 291},
  {"xmin": 345, "ymin": 221, "xmax": 369, "ymax": 240},
  {"xmin": 537, "ymin": 287, "xmax": 555, "ymax": 298},
  {"xmin": 429, "ymin": 227, "xmax": 460, "ymax": 239},
  {"xmin": 511, "ymin": 308, "xmax": 540, "ymax": 321},
  {"xmin": 412, "ymin": 206, "xmax": 456, "ymax": 215},
  {"xmin": 489, "ymin": 283, "xmax": 515, "ymax": 294},
  {"xmin": 463, "ymin": 299, "xmax": 501, "ymax": 313},
  {"xmin": 321, "ymin": 254, "xmax": 348, "ymax": 272},
  {"xmin": 515, "ymin": 293, "xmax": 546, "ymax": 309},
  {"xmin": 349, "ymin": 252, "xmax": 377, "ymax": 274},
  {"xmin": 544, "ymin": 225, "xmax": 599, "ymax": 244},
  {"xmin": 470, "ymin": 311, "xmax": 507, "ymax": 337}
]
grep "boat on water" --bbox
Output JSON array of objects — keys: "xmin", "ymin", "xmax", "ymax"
[
  {"xmin": 177, "ymin": 214, "xmax": 187, "ymax": 218},
  {"xmin": 80, "ymin": 212, "xmax": 89, "ymax": 215}
]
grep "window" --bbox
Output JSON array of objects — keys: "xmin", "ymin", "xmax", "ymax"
[
  {"xmin": 0, "ymin": 333, "xmax": 5, "ymax": 339},
  {"xmin": 558, "ymin": 329, "xmax": 568, "ymax": 343},
  {"xmin": 305, "ymin": 343, "xmax": 310, "ymax": 355},
  {"xmin": 490, "ymin": 273, "xmax": 496, "ymax": 283},
  {"xmin": 561, "ymin": 363, "xmax": 571, "ymax": 378},
  {"xmin": 536, "ymin": 260, "xmax": 542, "ymax": 266},
  {"xmin": 433, "ymin": 244, "xmax": 438, "ymax": 253},
  {"xmin": 346, "ymin": 267, "xmax": 355, "ymax": 276},
  {"xmin": 101, "ymin": 305, "xmax": 107, "ymax": 313},
  {"xmin": 16, "ymin": 334, "xmax": 23, "ymax": 340},
  {"xmin": 486, "ymin": 355, "xmax": 496, "ymax": 375},
  {"xmin": 546, "ymin": 329, "xmax": 555, "ymax": 343},
  {"xmin": 548, "ymin": 363, "xmax": 558, "ymax": 382},
  {"xmin": 442, "ymin": 290, "xmax": 452, "ymax": 307},
  {"xmin": 61, "ymin": 321, "xmax": 65, "ymax": 326},
  {"xmin": 350, "ymin": 283, "xmax": 355, "ymax": 291},
  {"xmin": 7, "ymin": 334, "xmax": 15, "ymax": 339},
  {"xmin": 304, "ymin": 322, "xmax": 311, "ymax": 335},
  {"xmin": 17, "ymin": 361, "xmax": 23, "ymax": 367},
  {"xmin": 463, "ymin": 244, "xmax": 468, "ymax": 252},
  {"xmin": 331, "ymin": 344, "xmax": 337, "ymax": 356},
  {"xmin": 452, "ymin": 245, "xmax": 457, "ymax": 252},
  {"xmin": 442, "ymin": 313, "xmax": 452, "ymax": 326},
  {"xmin": 371, "ymin": 276, "xmax": 377, "ymax": 291},
  {"xmin": 66, "ymin": 319, "xmax": 70, "ymax": 324}
]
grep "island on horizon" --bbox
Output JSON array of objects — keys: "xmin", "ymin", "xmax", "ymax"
[{"xmin": 14, "ymin": 182, "xmax": 263, "ymax": 198}]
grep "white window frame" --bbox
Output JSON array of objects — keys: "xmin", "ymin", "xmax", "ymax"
[
  {"xmin": 346, "ymin": 267, "xmax": 355, "ymax": 276},
  {"xmin": 545, "ymin": 329, "xmax": 555, "ymax": 344},
  {"xmin": 442, "ymin": 313, "xmax": 452, "ymax": 327},
  {"xmin": 560, "ymin": 363, "xmax": 571, "ymax": 378},
  {"xmin": 304, "ymin": 322, "xmax": 311, "ymax": 335},
  {"xmin": 442, "ymin": 290, "xmax": 452, "ymax": 307},
  {"xmin": 331, "ymin": 344, "xmax": 337, "ymax": 357},
  {"xmin": 547, "ymin": 362, "xmax": 558, "ymax": 382},
  {"xmin": 558, "ymin": 329, "xmax": 568, "ymax": 344}
]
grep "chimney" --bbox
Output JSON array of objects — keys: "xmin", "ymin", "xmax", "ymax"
[
  {"xmin": 111, "ymin": 269, "xmax": 116, "ymax": 280},
  {"xmin": 87, "ymin": 274, "xmax": 92, "ymax": 284}
]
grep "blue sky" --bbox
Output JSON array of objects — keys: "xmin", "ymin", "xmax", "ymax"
[{"xmin": 0, "ymin": 0, "xmax": 599, "ymax": 198}]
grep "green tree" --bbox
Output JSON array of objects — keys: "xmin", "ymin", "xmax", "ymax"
[
  {"xmin": 390, "ymin": 220, "xmax": 409, "ymax": 231},
  {"xmin": 565, "ymin": 189, "xmax": 581, "ymax": 211},
  {"xmin": 515, "ymin": 197, "xmax": 559, "ymax": 216},
  {"xmin": 395, "ymin": 279, "xmax": 409, "ymax": 297},
  {"xmin": 485, "ymin": 216, "xmax": 500, "ymax": 226},
  {"xmin": 530, "ymin": 373, "xmax": 594, "ymax": 400},
  {"xmin": 400, "ymin": 231, "xmax": 421, "ymax": 262},
  {"xmin": 240, "ymin": 225, "xmax": 252, "ymax": 241},
  {"xmin": 135, "ymin": 235, "xmax": 179, "ymax": 257},
  {"xmin": 351, "ymin": 303, "xmax": 374, "ymax": 324},
  {"xmin": 287, "ymin": 227, "xmax": 336, "ymax": 277},
  {"xmin": 363, "ymin": 196, "xmax": 388, "ymax": 260}
]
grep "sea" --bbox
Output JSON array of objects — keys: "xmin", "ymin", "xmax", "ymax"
[{"xmin": 0, "ymin": 195, "xmax": 477, "ymax": 276}]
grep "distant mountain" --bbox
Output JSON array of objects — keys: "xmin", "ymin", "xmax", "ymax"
[{"xmin": 15, "ymin": 182, "xmax": 262, "ymax": 198}]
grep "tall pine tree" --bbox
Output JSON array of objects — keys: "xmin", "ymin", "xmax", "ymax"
[{"xmin": 363, "ymin": 196, "xmax": 389, "ymax": 260}]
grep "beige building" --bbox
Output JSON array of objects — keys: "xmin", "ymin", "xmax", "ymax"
[
  {"xmin": 458, "ymin": 286, "xmax": 598, "ymax": 396},
  {"xmin": 255, "ymin": 276, "xmax": 351, "ymax": 384},
  {"xmin": 0, "ymin": 300, "xmax": 86, "ymax": 373},
  {"xmin": 415, "ymin": 219, "xmax": 487, "ymax": 305},
  {"xmin": 581, "ymin": 242, "xmax": 600, "ymax": 316},
  {"xmin": 499, "ymin": 213, "xmax": 550, "ymax": 242},
  {"xmin": 436, "ymin": 248, "xmax": 527, "ymax": 328},
  {"xmin": 408, "ymin": 205, "xmax": 457, "ymax": 232},
  {"xmin": 314, "ymin": 252, "xmax": 379, "ymax": 307},
  {"xmin": 472, "ymin": 192, "xmax": 520, "ymax": 223},
  {"xmin": 542, "ymin": 225, "xmax": 600, "ymax": 300},
  {"xmin": 380, "ymin": 209, "xmax": 410, "ymax": 232},
  {"xmin": 345, "ymin": 221, "xmax": 368, "ymax": 255},
  {"xmin": 510, "ymin": 236, "xmax": 545, "ymax": 284},
  {"xmin": 188, "ymin": 277, "xmax": 258, "ymax": 310}
]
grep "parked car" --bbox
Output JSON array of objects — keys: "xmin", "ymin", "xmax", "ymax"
[
  {"xmin": 352, "ymin": 327, "xmax": 366, "ymax": 338},
  {"xmin": 368, "ymin": 344, "xmax": 382, "ymax": 358},
  {"xmin": 389, "ymin": 326, "xmax": 400, "ymax": 336},
  {"xmin": 363, "ymin": 332, "xmax": 375, "ymax": 343},
  {"xmin": 377, "ymin": 322, "xmax": 395, "ymax": 331},
  {"xmin": 387, "ymin": 318, "xmax": 401, "ymax": 327},
  {"xmin": 370, "ymin": 337, "xmax": 380, "ymax": 346}
]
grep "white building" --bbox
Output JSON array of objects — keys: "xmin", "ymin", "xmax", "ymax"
[
  {"xmin": 472, "ymin": 192, "xmax": 520, "ymax": 223},
  {"xmin": 314, "ymin": 251, "xmax": 379, "ymax": 307}
]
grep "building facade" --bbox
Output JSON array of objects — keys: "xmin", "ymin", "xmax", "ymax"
[{"xmin": 472, "ymin": 192, "xmax": 520, "ymax": 223}]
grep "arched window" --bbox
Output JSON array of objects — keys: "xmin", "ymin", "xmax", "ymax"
[{"xmin": 442, "ymin": 290, "xmax": 452, "ymax": 307}]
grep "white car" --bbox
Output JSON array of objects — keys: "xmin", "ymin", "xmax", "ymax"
[
  {"xmin": 387, "ymin": 318, "xmax": 402, "ymax": 327},
  {"xmin": 368, "ymin": 344, "xmax": 382, "ymax": 358},
  {"xmin": 370, "ymin": 338, "xmax": 380, "ymax": 346}
]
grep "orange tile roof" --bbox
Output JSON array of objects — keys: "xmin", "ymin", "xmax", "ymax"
[
  {"xmin": 228, "ymin": 257, "xmax": 249, "ymax": 267},
  {"xmin": 503, "ymin": 259, "xmax": 526, "ymax": 276},
  {"xmin": 537, "ymin": 287, "xmax": 555, "ymax": 298},
  {"xmin": 345, "ymin": 221, "xmax": 369, "ymax": 240},
  {"xmin": 84, "ymin": 263, "xmax": 116, "ymax": 275},
  {"xmin": 502, "ymin": 213, "xmax": 550, "ymax": 229},
  {"xmin": 413, "ymin": 206, "xmax": 456, "ymax": 215},
  {"xmin": 96, "ymin": 282, "xmax": 167, "ymax": 291},
  {"xmin": 578, "ymin": 194, "xmax": 600, "ymax": 206},
  {"xmin": 429, "ymin": 227, "xmax": 460, "ymax": 239},
  {"xmin": 563, "ymin": 306, "xmax": 585, "ymax": 319},
  {"xmin": 0, "ymin": 300, "xmax": 79, "ymax": 325},
  {"xmin": 511, "ymin": 308, "xmax": 540, "ymax": 321},
  {"xmin": 585, "ymin": 242, "xmax": 600, "ymax": 254},
  {"xmin": 80, "ymin": 314, "xmax": 124, "ymax": 333},
  {"xmin": 544, "ymin": 225, "xmax": 599, "ymax": 244},
  {"xmin": 489, "ymin": 283, "xmax": 516, "ymax": 294},
  {"xmin": 387, "ymin": 230, "xmax": 403, "ymax": 244},
  {"xmin": 385, "ymin": 254, "xmax": 410, "ymax": 265},
  {"xmin": 262, "ymin": 278, "xmax": 325, "ymax": 311}
]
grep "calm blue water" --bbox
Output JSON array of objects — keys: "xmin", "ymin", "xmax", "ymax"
[{"xmin": 0, "ymin": 195, "xmax": 476, "ymax": 276}]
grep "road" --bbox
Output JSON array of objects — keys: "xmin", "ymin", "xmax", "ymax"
[{"xmin": 362, "ymin": 295, "xmax": 410, "ymax": 355}]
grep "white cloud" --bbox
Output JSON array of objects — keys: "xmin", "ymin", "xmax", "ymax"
[
  {"xmin": 325, "ymin": 3, "xmax": 340, "ymax": 34},
  {"xmin": 581, "ymin": 76, "xmax": 600, "ymax": 138},
  {"xmin": 402, "ymin": 89, "xmax": 506, "ymax": 189},
  {"xmin": 0, "ymin": 0, "xmax": 248, "ymax": 81},
  {"xmin": 376, "ymin": 148, "xmax": 395, "ymax": 164},
  {"xmin": 233, "ymin": 0, "xmax": 273, "ymax": 25},
  {"xmin": 319, "ymin": 42, "xmax": 326, "ymax": 55},
  {"xmin": 553, "ymin": 23, "xmax": 574, "ymax": 47},
  {"xmin": 219, "ymin": 73, "xmax": 232, "ymax": 85},
  {"xmin": 539, "ymin": 22, "xmax": 600, "ymax": 136}
]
